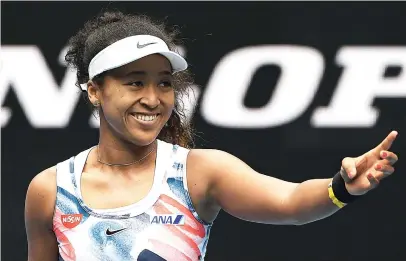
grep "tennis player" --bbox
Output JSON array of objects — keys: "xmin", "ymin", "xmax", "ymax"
[{"xmin": 25, "ymin": 11, "xmax": 399, "ymax": 261}]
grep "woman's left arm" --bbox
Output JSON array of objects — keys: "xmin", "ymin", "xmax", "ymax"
[{"xmin": 190, "ymin": 131, "xmax": 398, "ymax": 225}]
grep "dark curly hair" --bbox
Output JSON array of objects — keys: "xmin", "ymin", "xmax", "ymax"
[{"xmin": 65, "ymin": 10, "xmax": 195, "ymax": 148}]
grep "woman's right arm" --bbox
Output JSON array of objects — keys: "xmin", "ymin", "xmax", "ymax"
[{"xmin": 25, "ymin": 167, "xmax": 59, "ymax": 261}]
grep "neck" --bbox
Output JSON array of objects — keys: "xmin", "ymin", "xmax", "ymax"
[{"xmin": 97, "ymin": 119, "xmax": 157, "ymax": 166}]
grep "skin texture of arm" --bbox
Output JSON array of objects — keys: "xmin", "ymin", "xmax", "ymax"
[
  {"xmin": 187, "ymin": 132, "xmax": 398, "ymax": 225},
  {"xmin": 25, "ymin": 167, "xmax": 59, "ymax": 261},
  {"xmin": 187, "ymin": 149, "xmax": 337, "ymax": 225}
]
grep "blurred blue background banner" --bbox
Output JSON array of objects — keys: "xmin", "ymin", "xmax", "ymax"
[{"xmin": 2, "ymin": 1, "xmax": 405, "ymax": 260}]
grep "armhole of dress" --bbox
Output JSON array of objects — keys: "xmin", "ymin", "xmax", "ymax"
[
  {"xmin": 51, "ymin": 164, "xmax": 59, "ymax": 232},
  {"xmin": 178, "ymin": 146, "xmax": 212, "ymax": 226},
  {"xmin": 52, "ymin": 161, "xmax": 62, "ymax": 231},
  {"xmin": 51, "ymin": 156, "xmax": 74, "ymax": 231}
]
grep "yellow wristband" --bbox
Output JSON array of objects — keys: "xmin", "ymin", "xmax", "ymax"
[{"xmin": 328, "ymin": 183, "xmax": 346, "ymax": 208}]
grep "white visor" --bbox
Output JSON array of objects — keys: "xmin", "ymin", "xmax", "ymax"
[{"xmin": 80, "ymin": 35, "xmax": 188, "ymax": 91}]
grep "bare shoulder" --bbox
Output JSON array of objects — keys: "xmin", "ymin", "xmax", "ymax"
[
  {"xmin": 186, "ymin": 148, "xmax": 254, "ymax": 192},
  {"xmin": 184, "ymin": 149, "xmax": 237, "ymax": 222},
  {"xmin": 187, "ymin": 148, "xmax": 253, "ymax": 177},
  {"xmin": 27, "ymin": 166, "xmax": 57, "ymax": 200},
  {"xmin": 185, "ymin": 149, "xmax": 258, "ymax": 222},
  {"xmin": 25, "ymin": 166, "xmax": 57, "ymax": 229},
  {"xmin": 188, "ymin": 148, "xmax": 238, "ymax": 166},
  {"xmin": 25, "ymin": 167, "xmax": 59, "ymax": 259}
]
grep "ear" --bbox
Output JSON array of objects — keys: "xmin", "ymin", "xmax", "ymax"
[{"xmin": 87, "ymin": 81, "xmax": 101, "ymax": 106}]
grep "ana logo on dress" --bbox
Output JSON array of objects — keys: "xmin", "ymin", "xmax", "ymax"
[
  {"xmin": 61, "ymin": 214, "xmax": 83, "ymax": 229},
  {"xmin": 150, "ymin": 214, "xmax": 185, "ymax": 225}
]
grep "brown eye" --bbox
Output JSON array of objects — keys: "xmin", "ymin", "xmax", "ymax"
[
  {"xmin": 158, "ymin": 81, "xmax": 172, "ymax": 88},
  {"xmin": 127, "ymin": 81, "xmax": 144, "ymax": 87}
]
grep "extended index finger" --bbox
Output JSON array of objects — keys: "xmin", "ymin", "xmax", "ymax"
[{"xmin": 377, "ymin": 131, "xmax": 398, "ymax": 151}]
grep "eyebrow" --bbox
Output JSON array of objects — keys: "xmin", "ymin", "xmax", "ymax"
[{"xmin": 124, "ymin": 70, "xmax": 172, "ymax": 77}]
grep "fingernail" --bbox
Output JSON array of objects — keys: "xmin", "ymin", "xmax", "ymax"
[
  {"xmin": 376, "ymin": 164, "xmax": 381, "ymax": 170},
  {"xmin": 382, "ymin": 152, "xmax": 387, "ymax": 158},
  {"xmin": 351, "ymin": 168, "xmax": 356, "ymax": 176},
  {"xmin": 367, "ymin": 173, "xmax": 373, "ymax": 179}
]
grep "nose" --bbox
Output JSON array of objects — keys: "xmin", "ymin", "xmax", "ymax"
[{"xmin": 139, "ymin": 85, "xmax": 160, "ymax": 109}]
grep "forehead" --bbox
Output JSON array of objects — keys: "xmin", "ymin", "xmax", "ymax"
[{"xmin": 113, "ymin": 54, "xmax": 173, "ymax": 76}]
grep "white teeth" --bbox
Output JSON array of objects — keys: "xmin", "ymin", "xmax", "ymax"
[{"xmin": 134, "ymin": 114, "xmax": 157, "ymax": 122}]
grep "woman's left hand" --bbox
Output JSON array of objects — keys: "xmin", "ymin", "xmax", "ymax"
[{"xmin": 340, "ymin": 131, "xmax": 399, "ymax": 196}]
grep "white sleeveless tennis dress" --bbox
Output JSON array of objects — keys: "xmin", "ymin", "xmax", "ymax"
[{"xmin": 52, "ymin": 140, "xmax": 212, "ymax": 261}]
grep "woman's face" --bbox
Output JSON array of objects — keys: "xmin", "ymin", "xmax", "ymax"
[{"xmin": 89, "ymin": 54, "xmax": 175, "ymax": 146}]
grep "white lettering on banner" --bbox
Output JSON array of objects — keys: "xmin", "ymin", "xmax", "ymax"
[
  {"xmin": 2, "ymin": 45, "xmax": 406, "ymax": 129},
  {"xmin": 312, "ymin": 47, "xmax": 406, "ymax": 127},
  {"xmin": 0, "ymin": 46, "xmax": 80, "ymax": 128},
  {"xmin": 201, "ymin": 46, "xmax": 324, "ymax": 128},
  {"xmin": 89, "ymin": 113, "xmax": 100, "ymax": 128}
]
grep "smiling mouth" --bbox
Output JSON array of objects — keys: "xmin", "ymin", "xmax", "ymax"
[{"xmin": 130, "ymin": 113, "xmax": 160, "ymax": 122}]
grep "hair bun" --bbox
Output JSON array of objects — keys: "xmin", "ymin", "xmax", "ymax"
[{"xmin": 96, "ymin": 11, "xmax": 126, "ymax": 26}]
